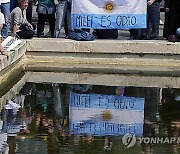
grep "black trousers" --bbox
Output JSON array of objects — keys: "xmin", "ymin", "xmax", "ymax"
[
  {"xmin": 168, "ymin": 7, "xmax": 180, "ymax": 36},
  {"xmin": 37, "ymin": 13, "xmax": 55, "ymax": 37},
  {"xmin": 163, "ymin": 12, "xmax": 170, "ymax": 39},
  {"xmin": 17, "ymin": 30, "xmax": 34, "ymax": 39},
  {"xmin": 96, "ymin": 29, "xmax": 118, "ymax": 39}
]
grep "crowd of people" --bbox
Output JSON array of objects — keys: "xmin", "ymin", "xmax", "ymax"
[{"xmin": 0, "ymin": 0, "xmax": 180, "ymax": 56}]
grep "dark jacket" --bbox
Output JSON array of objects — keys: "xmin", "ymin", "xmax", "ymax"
[
  {"xmin": 165, "ymin": 0, "xmax": 180, "ymax": 9},
  {"xmin": 155, "ymin": 0, "xmax": 162, "ymax": 3}
]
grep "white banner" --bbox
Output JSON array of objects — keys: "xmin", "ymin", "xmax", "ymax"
[
  {"xmin": 2, "ymin": 36, "xmax": 22, "ymax": 51},
  {"xmin": 69, "ymin": 92, "xmax": 144, "ymax": 136},
  {"xmin": 72, "ymin": 0, "xmax": 147, "ymax": 29}
]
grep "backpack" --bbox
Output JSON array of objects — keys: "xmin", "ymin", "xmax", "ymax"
[
  {"xmin": 19, "ymin": 24, "xmax": 32, "ymax": 31},
  {"xmin": 68, "ymin": 29, "xmax": 95, "ymax": 41},
  {"xmin": 168, "ymin": 35, "xmax": 177, "ymax": 43}
]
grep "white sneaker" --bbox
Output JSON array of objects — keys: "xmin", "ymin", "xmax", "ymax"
[{"xmin": 159, "ymin": 20, "xmax": 164, "ymax": 25}]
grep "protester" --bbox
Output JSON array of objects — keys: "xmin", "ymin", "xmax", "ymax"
[
  {"xmin": 54, "ymin": 0, "xmax": 73, "ymax": 38},
  {"xmin": 163, "ymin": 0, "xmax": 169, "ymax": 39},
  {"xmin": 141, "ymin": 0, "xmax": 161, "ymax": 40},
  {"xmin": 0, "ymin": 0, "xmax": 10, "ymax": 38},
  {"xmin": 127, "ymin": 0, "xmax": 161, "ymax": 40},
  {"xmin": 10, "ymin": 0, "xmax": 33, "ymax": 24},
  {"xmin": 163, "ymin": 0, "xmax": 180, "ymax": 39},
  {"xmin": 36, "ymin": 0, "xmax": 56, "ymax": 38},
  {"xmin": 0, "ymin": 11, "xmax": 8, "ymax": 56},
  {"xmin": 9, "ymin": 0, "xmax": 34, "ymax": 39},
  {"xmin": 55, "ymin": 0, "xmax": 68, "ymax": 38},
  {"xmin": 26, "ymin": 0, "xmax": 33, "ymax": 23}
]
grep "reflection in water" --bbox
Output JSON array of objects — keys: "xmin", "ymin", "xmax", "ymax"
[
  {"xmin": 0, "ymin": 83, "xmax": 180, "ymax": 153},
  {"xmin": 69, "ymin": 92, "xmax": 144, "ymax": 136}
]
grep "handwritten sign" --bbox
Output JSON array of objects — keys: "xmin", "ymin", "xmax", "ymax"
[
  {"xmin": 72, "ymin": 0, "xmax": 147, "ymax": 29},
  {"xmin": 69, "ymin": 92, "xmax": 145, "ymax": 136},
  {"xmin": 2, "ymin": 36, "xmax": 21, "ymax": 51}
]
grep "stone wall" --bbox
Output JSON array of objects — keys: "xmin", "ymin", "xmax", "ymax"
[{"xmin": 0, "ymin": 39, "xmax": 180, "ymax": 108}]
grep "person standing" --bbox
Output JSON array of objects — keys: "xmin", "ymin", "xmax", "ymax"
[
  {"xmin": 55, "ymin": 0, "xmax": 68, "ymax": 38},
  {"xmin": 163, "ymin": 0, "xmax": 180, "ymax": 38},
  {"xmin": 0, "ymin": 10, "xmax": 8, "ymax": 56},
  {"xmin": 36, "ymin": 0, "xmax": 56, "ymax": 38},
  {"xmin": 141, "ymin": 0, "xmax": 161, "ymax": 40},
  {"xmin": 129, "ymin": 0, "xmax": 161, "ymax": 40},
  {"xmin": 0, "ymin": 0, "xmax": 10, "ymax": 38}
]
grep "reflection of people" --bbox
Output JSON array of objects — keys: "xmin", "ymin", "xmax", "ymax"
[
  {"xmin": 170, "ymin": 121, "xmax": 180, "ymax": 153},
  {"xmin": 56, "ymin": 117, "xmax": 69, "ymax": 146},
  {"xmin": 1, "ymin": 107, "xmax": 8, "ymax": 133},
  {"xmin": 103, "ymin": 136, "xmax": 113, "ymax": 150},
  {"xmin": 144, "ymin": 118, "xmax": 159, "ymax": 136},
  {"xmin": 116, "ymin": 86, "xmax": 125, "ymax": 96},
  {"xmin": 38, "ymin": 116, "xmax": 55, "ymax": 135},
  {"xmin": 141, "ymin": 143, "xmax": 153, "ymax": 154},
  {"xmin": 171, "ymin": 121, "xmax": 180, "ymax": 137}
]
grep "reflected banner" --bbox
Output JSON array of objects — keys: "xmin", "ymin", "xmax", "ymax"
[
  {"xmin": 71, "ymin": 0, "xmax": 147, "ymax": 29},
  {"xmin": 69, "ymin": 92, "xmax": 145, "ymax": 136}
]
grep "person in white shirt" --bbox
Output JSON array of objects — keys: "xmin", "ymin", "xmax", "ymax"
[{"xmin": 9, "ymin": 0, "xmax": 34, "ymax": 39}]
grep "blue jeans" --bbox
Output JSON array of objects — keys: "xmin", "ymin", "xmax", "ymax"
[
  {"xmin": 55, "ymin": 0, "xmax": 67, "ymax": 37},
  {"xmin": 1, "ymin": 2, "xmax": 10, "ymax": 38},
  {"xmin": 142, "ymin": 2, "xmax": 160, "ymax": 40}
]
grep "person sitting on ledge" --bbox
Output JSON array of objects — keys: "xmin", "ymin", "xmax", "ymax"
[
  {"xmin": 9, "ymin": 0, "xmax": 35, "ymax": 39},
  {"xmin": 0, "ymin": 44, "xmax": 8, "ymax": 57}
]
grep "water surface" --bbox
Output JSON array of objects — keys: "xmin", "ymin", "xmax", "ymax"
[{"xmin": 1, "ymin": 83, "xmax": 180, "ymax": 154}]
